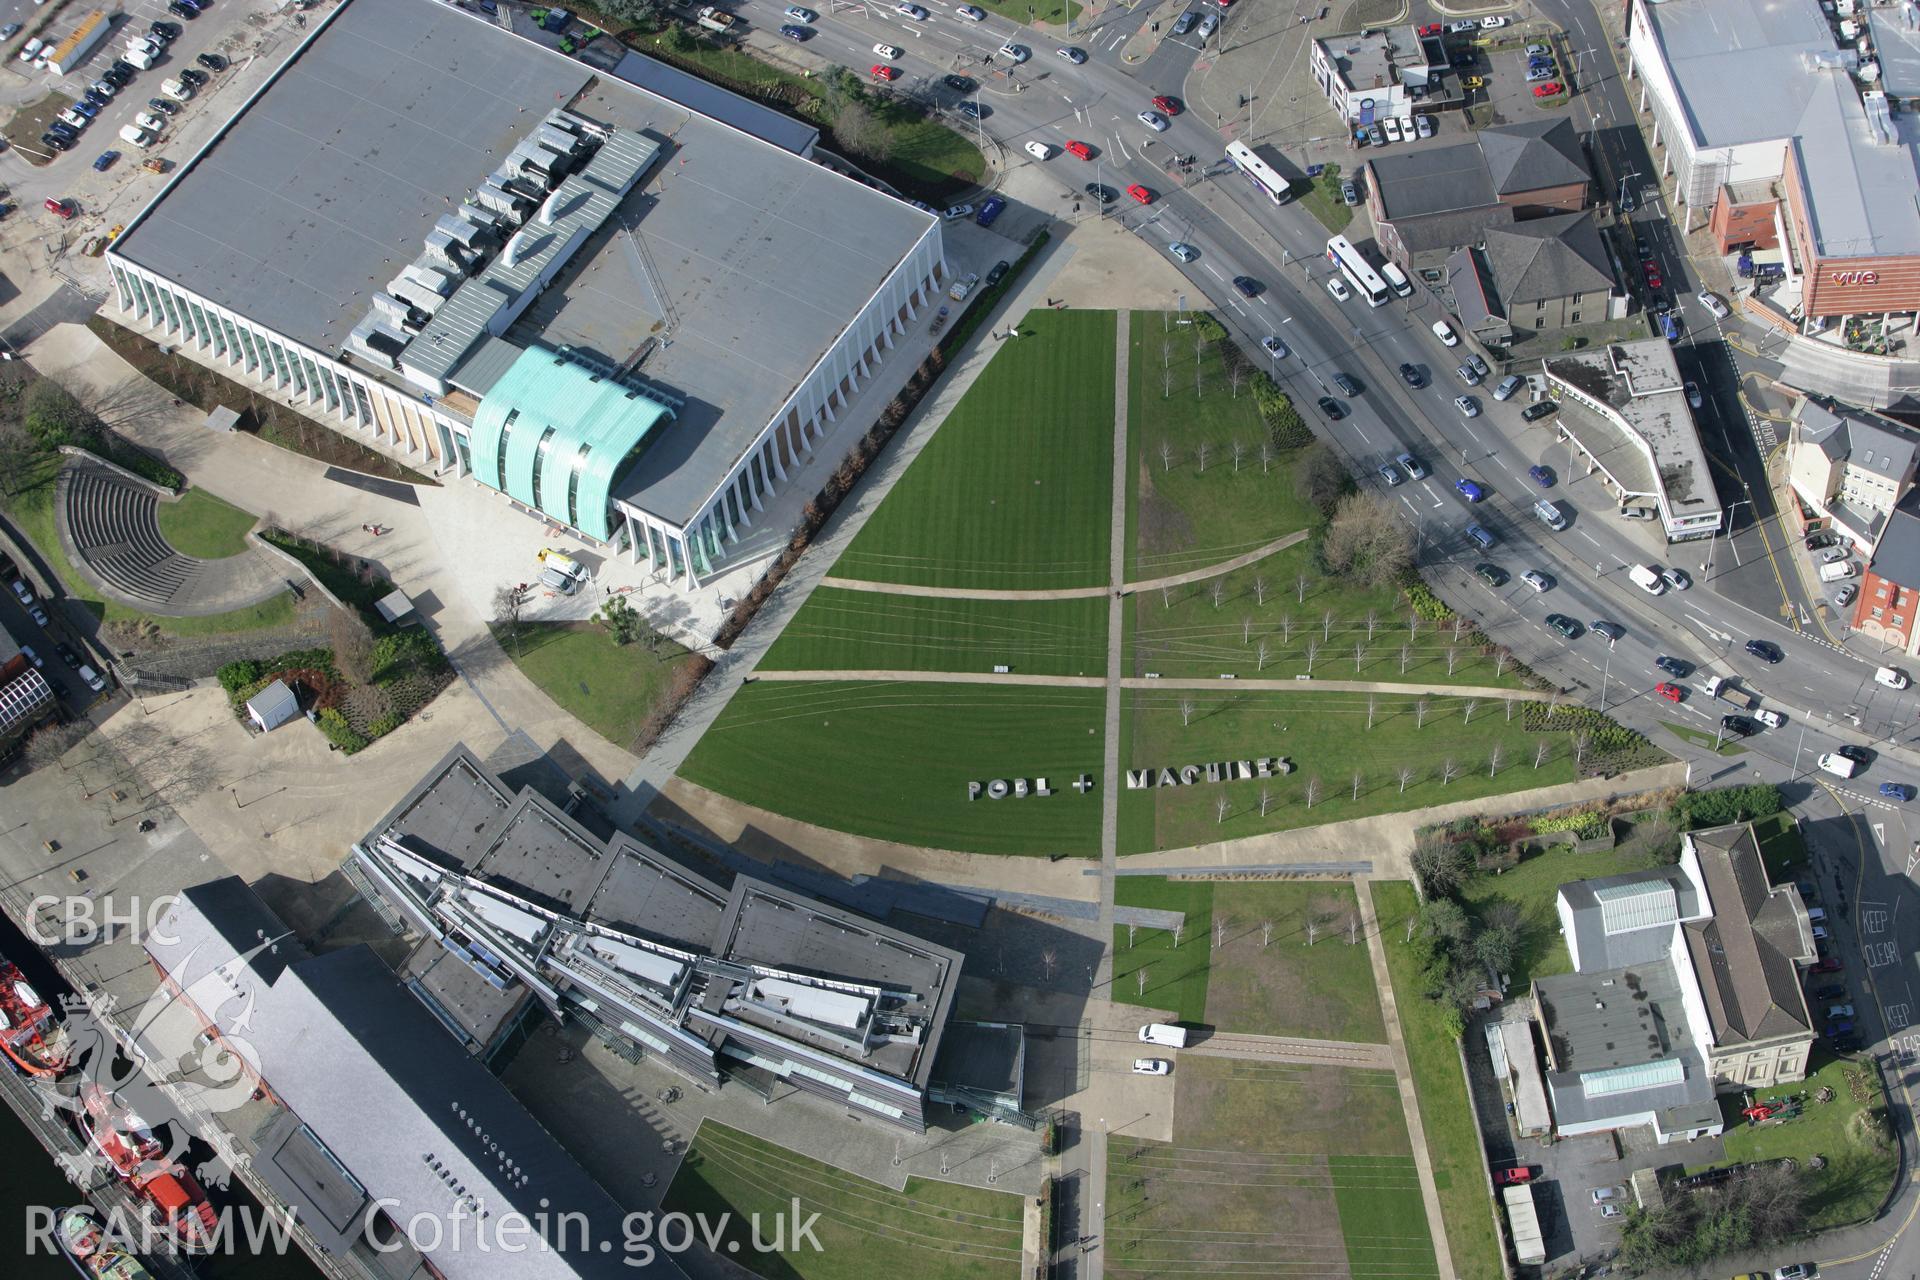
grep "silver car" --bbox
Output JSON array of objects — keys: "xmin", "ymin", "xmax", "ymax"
[
  {"xmin": 1167, "ymin": 242, "xmax": 1198, "ymax": 263},
  {"xmin": 1139, "ymin": 110, "xmax": 1169, "ymax": 132}
]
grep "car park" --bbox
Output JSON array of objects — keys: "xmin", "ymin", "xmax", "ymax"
[
  {"xmin": 1746, "ymin": 639, "xmax": 1784, "ymax": 663},
  {"xmin": 1065, "ymin": 140, "xmax": 1093, "ymax": 159},
  {"xmin": 1528, "ymin": 465, "xmax": 1555, "ymax": 487},
  {"xmin": 1369, "ymin": 123, "xmax": 1387, "ymax": 147},
  {"xmin": 88, "ymin": 80, "xmax": 116, "ymax": 100},
  {"xmin": 93, "ymin": 150, "xmax": 120, "ymax": 172},
  {"xmin": 870, "ymin": 64, "xmax": 899, "ymax": 81},
  {"xmin": 1327, "ymin": 277, "xmax": 1352, "ymax": 302},
  {"xmin": 40, "ymin": 134, "xmax": 72, "ymax": 153},
  {"xmin": 1526, "ymin": 67, "xmax": 1556, "ymax": 83},
  {"xmin": 1415, "ymin": 114, "xmax": 1433, "ymax": 139},
  {"xmin": 976, "ymin": 196, "xmax": 1006, "ymax": 225},
  {"xmin": 779, "ymin": 25, "xmax": 810, "ymax": 39},
  {"xmin": 1399, "ymin": 363, "xmax": 1425, "ymax": 387},
  {"xmin": 82, "ymin": 90, "xmax": 111, "ymax": 110},
  {"xmin": 1533, "ymin": 82, "xmax": 1562, "ymax": 97},
  {"xmin": 1383, "ymin": 117, "xmax": 1404, "ymax": 143},
  {"xmin": 1127, "ymin": 184, "xmax": 1154, "ymax": 204},
  {"xmin": 1493, "ymin": 1165, "xmax": 1541, "ymax": 1186},
  {"xmin": 59, "ymin": 109, "xmax": 91, "ymax": 130},
  {"xmin": 1140, "ymin": 110, "xmax": 1169, "ymax": 131},
  {"xmin": 151, "ymin": 20, "xmax": 182, "ymax": 41},
  {"xmin": 1456, "ymin": 478, "xmax": 1485, "ymax": 503},
  {"xmin": 1261, "ymin": 336, "xmax": 1288, "ymax": 360},
  {"xmin": 1525, "ymin": 42, "xmax": 1550, "ymax": 56},
  {"xmin": 1475, "ymin": 563, "xmax": 1508, "ymax": 588},
  {"xmin": 1317, "ymin": 396, "xmax": 1344, "ymax": 420},
  {"xmin": 1057, "ymin": 46, "xmax": 1086, "ymax": 63},
  {"xmin": 1168, "ymin": 242, "xmax": 1198, "ymax": 263},
  {"xmin": 1455, "ymin": 395, "xmax": 1479, "ymax": 418},
  {"xmin": 1545, "ymin": 614, "xmax": 1581, "ymax": 638},
  {"xmin": 1333, "ymin": 373, "xmax": 1360, "ymax": 396},
  {"xmin": 1397, "ymin": 452, "xmax": 1427, "ymax": 479},
  {"xmin": 1656, "ymin": 682, "xmax": 1685, "ymax": 703},
  {"xmin": 1881, "ymin": 783, "xmax": 1915, "ymax": 802},
  {"xmin": 1521, "ymin": 401, "xmax": 1558, "ymax": 422},
  {"xmin": 1523, "ymin": 570, "xmax": 1555, "ymax": 593}
]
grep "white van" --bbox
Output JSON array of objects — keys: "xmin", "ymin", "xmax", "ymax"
[
  {"xmin": 1138, "ymin": 1023, "xmax": 1188, "ymax": 1048},
  {"xmin": 1819, "ymin": 559, "xmax": 1857, "ymax": 582},
  {"xmin": 1431, "ymin": 319, "xmax": 1459, "ymax": 347},
  {"xmin": 1024, "ymin": 141, "xmax": 1053, "ymax": 160},
  {"xmin": 1818, "ymin": 751, "xmax": 1861, "ymax": 778},
  {"xmin": 1534, "ymin": 499, "xmax": 1567, "ymax": 531},
  {"xmin": 1876, "ymin": 666, "xmax": 1910, "ymax": 690},
  {"xmin": 1380, "ymin": 260, "xmax": 1414, "ymax": 298},
  {"xmin": 118, "ymin": 124, "xmax": 155, "ymax": 149},
  {"xmin": 124, "ymin": 48, "xmax": 154, "ymax": 71},
  {"xmin": 1628, "ymin": 563, "xmax": 1666, "ymax": 594},
  {"xmin": 161, "ymin": 78, "xmax": 193, "ymax": 101}
]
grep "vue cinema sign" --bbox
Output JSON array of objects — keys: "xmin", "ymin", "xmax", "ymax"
[{"xmin": 1831, "ymin": 270, "xmax": 1880, "ymax": 286}]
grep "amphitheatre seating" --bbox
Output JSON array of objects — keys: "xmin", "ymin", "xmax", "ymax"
[{"xmin": 60, "ymin": 464, "xmax": 206, "ymax": 606}]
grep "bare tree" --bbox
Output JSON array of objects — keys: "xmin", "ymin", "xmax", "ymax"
[
  {"xmin": 1365, "ymin": 610, "xmax": 1378, "ymax": 640},
  {"xmin": 1367, "ymin": 695, "xmax": 1377, "ymax": 730},
  {"xmin": 1280, "ymin": 613, "xmax": 1294, "ymax": 642},
  {"xmin": 1173, "ymin": 922, "xmax": 1184, "ymax": 948},
  {"xmin": 1296, "ymin": 573, "xmax": 1309, "ymax": 603},
  {"xmin": 1533, "ymin": 740, "xmax": 1551, "ymax": 769},
  {"xmin": 1258, "ymin": 786, "xmax": 1273, "ymax": 817},
  {"xmin": 492, "ymin": 583, "xmax": 530, "ymax": 655},
  {"xmin": 1305, "ymin": 775, "xmax": 1322, "ymax": 808},
  {"xmin": 1256, "ymin": 639, "xmax": 1270, "ymax": 671},
  {"xmin": 1127, "ymin": 923, "xmax": 1137, "ymax": 950},
  {"xmin": 1399, "ymin": 643, "xmax": 1411, "ymax": 674},
  {"xmin": 1261, "ymin": 919, "xmax": 1274, "ymax": 948},
  {"xmin": 1195, "ymin": 441, "xmax": 1211, "ymax": 473},
  {"xmin": 1041, "ymin": 948, "xmax": 1058, "ymax": 981},
  {"xmin": 1241, "ymin": 615, "xmax": 1254, "ymax": 645},
  {"xmin": 1440, "ymin": 758, "xmax": 1459, "ymax": 786},
  {"xmin": 1573, "ymin": 730, "xmax": 1592, "ymax": 771},
  {"xmin": 1398, "ymin": 765, "xmax": 1416, "ymax": 794},
  {"xmin": 1163, "ymin": 337, "xmax": 1172, "ymax": 367},
  {"xmin": 1406, "ymin": 914, "xmax": 1418, "ymax": 943},
  {"xmin": 1462, "ymin": 699, "xmax": 1477, "ymax": 725},
  {"xmin": 1446, "ymin": 646, "xmax": 1459, "ymax": 676},
  {"xmin": 1305, "ymin": 639, "xmax": 1319, "ymax": 674},
  {"xmin": 1348, "ymin": 915, "xmax": 1358, "ymax": 946},
  {"xmin": 1231, "ymin": 437, "xmax": 1245, "ymax": 472},
  {"xmin": 1353, "ymin": 641, "xmax": 1366, "ymax": 672},
  {"xmin": 1322, "ymin": 609, "xmax": 1334, "ymax": 641},
  {"xmin": 1407, "ymin": 613, "xmax": 1419, "ymax": 641},
  {"xmin": 1488, "ymin": 744, "xmax": 1504, "ymax": 777},
  {"xmin": 1306, "ymin": 914, "xmax": 1319, "ymax": 946},
  {"xmin": 1136, "ymin": 966, "xmax": 1150, "ymax": 997},
  {"xmin": 1415, "ymin": 698, "xmax": 1430, "ymax": 729},
  {"xmin": 26, "ymin": 721, "xmax": 90, "ymax": 773},
  {"xmin": 1494, "ymin": 650, "xmax": 1509, "ymax": 678},
  {"xmin": 1253, "ymin": 575, "xmax": 1269, "ymax": 606},
  {"xmin": 1213, "ymin": 915, "xmax": 1228, "ymax": 949},
  {"xmin": 1160, "ymin": 583, "xmax": 1175, "ymax": 610},
  {"xmin": 1163, "ymin": 367, "xmax": 1174, "ymax": 399},
  {"xmin": 1452, "ymin": 615, "xmax": 1467, "ymax": 642},
  {"xmin": 1228, "ymin": 361, "xmax": 1246, "ymax": 400},
  {"xmin": 1259, "ymin": 440, "xmax": 1274, "ymax": 474},
  {"xmin": 1351, "ymin": 769, "xmax": 1363, "ymax": 800},
  {"xmin": 1506, "ymin": 697, "xmax": 1515, "ymax": 722},
  {"xmin": 1210, "ymin": 578, "xmax": 1226, "ymax": 610},
  {"xmin": 1179, "ymin": 697, "xmax": 1197, "ymax": 727},
  {"xmin": 1159, "ymin": 438, "xmax": 1175, "ymax": 472},
  {"xmin": 1215, "ymin": 792, "xmax": 1231, "ymax": 824}
]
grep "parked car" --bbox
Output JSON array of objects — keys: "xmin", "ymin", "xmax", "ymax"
[
  {"xmin": 133, "ymin": 111, "xmax": 167, "ymax": 132},
  {"xmin": 26, "ymin": 603, "xmax": 48, "ymax": 627},
  {"xmin": 1340, "ymin": 179, "xmax": 1359, "ymax": 206},
  {"xmin": 1533, "ymin": 82, "xmax": 1563, "ymax": 98},
  {"xmin": 1415, "ymin": 114, "xmax": 1433, "ymax": 139},
  {"xmin": 1493, "ymin": 374, "xmax": 1523, "ymax": 401},
  {"xmin": 1493, "ymin": 1166, "xmax": 1540, "ymax": 1186},
  {"xmin": 975, "ymin": 196, "xmax": 1006, "ymax": 226},
  {"xmin": 1812, "ymin": 956, "xmax": 1843, "ymax": 973},
  {"xmin": 1132, "ymin": 1058, "xmax": 1171, "ymax": 1076},
  {"xmin": 1643, "ymin": 260, "xmax": 1664, "ymax": 290},
  {"xmin": 1662, "ymin": 567, "xmax": 1692, "ymax": 591},
  {"xmin": 984, "ymin": 261, "xmax": 1010, "ymax": 287},
  {"xmin": 54, "ymin": 642, "xmax": 81, "ymax": 669},
  {"xmin": 151, "ymin": 20, "xmax": 182, "ymax": 41},
  {"xmin": 92, "ymin": 150, "xmax": 119, "ymax": 172},
  {"xmin": 1521, "ymin": 401, "xmax": 1558, "ymax": 422},
  {"xmin": 178, "ymin": 67, "xmax": 208, "ymax": 87},
  {"xmin": 1880, "ymin": 783, "xmax": 1915, "ymax": 802},
  {"xmin": 44, "ymin": 198, "xmax": 77, "ymax": 220},
  {"xmin": 40, "ymin": 134, "xmax": 72, "ymax": 153},
  {"xmin": 1827, "ymin": 1020, "xmax": 1855, "ymax": 1037},
  {"xmin": 1457, "ymin": 362, "xmax": 1482, "ymax": 386},
  {"xmin": 196, "ymin": 52, "xmax": 227, "ymax": 71},
  {"xmin": 147, "ymin": 96, "xmax": 181, "ymax": 116}
]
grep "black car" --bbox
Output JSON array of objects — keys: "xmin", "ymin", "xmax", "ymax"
[
  {"xmin": 1332, "ymin": 372, "xmax": 1361, "ymax": 396},
  {"xmin": 105, "ymin": 64, "xmax": 136, "ymax": 85},
  {"xmin": 1721, "ymin": 715, "xmax": 1758, "ymax": 737},
  {"xmin": 1812, "ymin": 983, "xmax": 1847, "ymax": 1000},
  {"xmin": 1084, "ymin": 182, "xmax": 1115, "ymax": 204},
  {"xmin": 54, "ymin": 642, "xmax": 81, "ymax": 669},
  {"xmin": 40, "ymin": 133, "xmax": 73, "ymax": 152},
  {"xmin": 47, "ymin": 121, "xmax": 80, "ymax": 140},
  {"xmin": 1837, "ymin": 744, "xmax": 1872, "ymax": 764},
  {"xmin": 984, "ymin": 260, "xmax": 1010, "ymax": 287},
  {"xmin": 196, "ymin": 52, "xmax": 227, "ymax": 72},
  {"xmin": 1545, "ymin": 614, "xmax": 1583, "ymax": 639},
  {"xmin": 83, "ymin": 90, "xmax": 111, "ymax": 109},
  {"xmin": 151, "ymin": 19, "xmax": 181, "ymax": 40},
  {"xmin": 1399, "ymin": 362, "xmax": 1425, "ymax": 388},
  {"xmin": 1475, "ymin": 563, "xmax": 1508, "ymax": 588},
  {"xmin": 1654, "ymin": 654, "xmax": 1692, "ymax": 678},
  {"xmin": 1317, "ymin": 396, "xmax": 1345, "ymax": 421},
  {"xmin": 1830, "ymin": 1034, "xmax": 1863, "ymax": 1053},
  {"xmin": 954, "ymin": 101, "xmax": 986, "ymax": 120},
  {"xmin": 1806, "ymin": 531, "xmax": 1837, "ymax": 551},
  {"xmin": 944, "ymin": 74, "xmax": 976, "ymax": 92},
  {"xmin": 1232, "ymin": 275, "xmax": 1261, "ymax": 299},
  {"xmin": 167, "ymin": 0, "xmax": 199, "ymax": 17},
  {"xmin": 1520, "ymin": 401, "xmax": 1558, "ymax": 422},
  {"xmin": 179, "ymin": 68, "xmax": 208, "ymax": 88},
  {"xmin": 1745, "ymin": 638, "xmax": 1784, "ymax": 663},
  {"xmin": 148, "ymin": 97, "xmax": 181, "ymax": 116}
]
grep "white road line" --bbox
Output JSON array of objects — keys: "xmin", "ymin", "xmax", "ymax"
[
  {"xmin": 1202, "ymin": 263, "xmax": 1225, "ymax": 282},
  {"xmin": 1353, "ymin": 422, "xmax": 1371, "ymax": 443},
  {"xmin": 1579, "ymin": 531, "xmax": 1602, "ymax": 549}
]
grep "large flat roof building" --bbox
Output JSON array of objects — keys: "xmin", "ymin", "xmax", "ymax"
[{"xmin": 107, "ymin": 0, "xmax": 946, "ymax": 590}]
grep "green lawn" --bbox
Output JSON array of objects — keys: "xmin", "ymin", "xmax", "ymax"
[
  {"xmin": 1372, "ymin": 881, "xmax": 1503, "ymax": 1280},
  {"xmin": 662, "ymin": 1121, "xmax": 1023, "ymax": 1280},
  {"xmin": 491, "ymin": 622, "xmax": 702, "ymax": 753},
  {"xmin": 832, "ymin": 309, "xmax": 1116, "ymax": 590},
  {"xmin": 1129, "ymin": 541, "xmax": 1531, "ymax": 686},
  {"xmin": 1458, "ymin": 839, "xmax": 1674, "ymax": 988},
  {"xmin": 1125, "ymin": 311, "xmax": 1314, "ymax": 578},
  {"xmin": 758, "ymin": 588, "xmax": 1107, "ymax": 677},
  {"xmin": 1753, "ymin": 810, "xmax": 1809, "ymax": 883},
  {"xmin": 1108, "ymin": 1056, "xmax": 1435, "ymax": 1280},
  {"xmin": 1696, "ymin": 1055, "xmax": 1897, "ymax": 1230},
  {"xmin": 1662, "ymin": 721, "xmax": 1748, "ymax": 755},
  {"xmin": 968, "ymin": 0, "xmax": 1083, "ymax": 25},
  {"xmin": 679, "ymin": 681, "xmax": 1104, "ymax": 855},
  {"xmin": 0, "ymin": 459, "xmax": 294, "ymax": 637},
  {"xmin": 1294, "ymin": 163, "xmax": 1354, "ymax": 234},
  {"xmin": 1120, "ymin": 688, "xmax": 1578, "ymax": 853},
  {"xmin": 1110, "ymin": 878, "xmax": 1385, "ymax": 1041},
  {"xmin": 155, "ymin": 488, "xmax": 257, "ymax": 560}
]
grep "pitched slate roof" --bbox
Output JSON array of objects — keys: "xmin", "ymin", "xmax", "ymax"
[
  {"xmin": 1479, "ymin": 117, "xmax": 1589, "ymax": 195},
  {"xmin": 1481, "ymin": 212, "xmax": 1614, "ymax": 304},
  {"xmin": 1681, "ymin": 825, "xmax": 1814, "ymax": 1047},
  {"xmin": 1869, "ymin": 487, "xmax": 1920, "ymax": 588}
]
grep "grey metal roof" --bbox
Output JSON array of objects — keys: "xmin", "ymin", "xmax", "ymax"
[
  {"xmin": 609, "ymin": 50, "xmax": 818, "ymax": 155},
  {"xmin": 112, "ymin": 0, "xmax": 589, "ymax": 356},
  {"xmin": 245, "ymin": 679, "xmax": 300, "ymax": 728},
  {"xmin": 1789, "ymin": 76, "xmax": 1920, "ymax": 258},
  {"xmin": 372, "ymin": 744, "xmax": 515, "ymax": 873},
  {"xmin": 1535, "ymin": 960, "xmax": 1718, "ymax": 1132},
  {"xmin": 1869, "ymin": 486, "xmax": 1920, "ymax": 586},
  {"xmin": 1478, "ymin": 118, "xmax": 1588, "ymax": 195},
  {"xmin": 1368, "ymin": 141, "xmax": 1499, "ymax": 220},
  {"xmin": 1560, "ymin": 868, "xmax": 1699, "ymax": 971},
  {"xmin": 1636, "ymin": 0, "xmax": 1834, "ymax": 149},
  {"xmin": 1481, "ymin": 212, "xmax": 1613, "ymax": 305},
  {"xmin": 582, "ymin": 835, "xmax": 730, "ymax": 953},
  {"xmin": 450, "ymin": 336, "xmax": 527, "ymax": 400},
  {"xmin": 1867, "ymin": 1, "xmax": 1920, "ymax": 99}
]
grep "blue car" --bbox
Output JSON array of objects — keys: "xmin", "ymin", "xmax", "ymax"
[
  {"xmin": 976, "ymin": 196, "xmax": 1006, "ymax": 228},
  {"xmin": 778, "ymin": 24, "xmax": 810, "ymax": 39},
  {"xmin": 1881, "ymin": 782, "xmax": 1915, "ymax": 802},
  {"xmin": 1827, "ymin": 1019, "xmax": 1855, "ymax": 1037},
  {"xmin": 1528, "ymin": 465, "xmax": 1555, "ymax": 488},
  {"xmin": 92, "ymin": 150, "xmax": 120, "ymax": 172},
  {"xmin": 1659, "ymin": 311, "xmax": 1681, "ymax": 343},
  {"xmin": 1455, "ymin": 478, "xmax": 1485, "ymax": 503}
]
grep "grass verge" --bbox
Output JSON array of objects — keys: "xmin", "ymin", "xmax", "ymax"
[
  {"xmin": 759, "ymin": 588, "xmax": 1108, "ymax": 677},
  {"xmin": 1372, "ymin": 880, "xmax": 1503, "ymax": 1280},
  {"xmin": 490, "ymin": 621, "xmax": 704, "ymax": 753},
  {"xmin": 1293, "ymin": 163, "xmax": 1353, "ymax": 234},
  {"xmin": 1662, "ymin": 720, "xmax": 1747, "ymax": 755},
  {"xmin": 155, "ymin": 489, "xmax": 258, "ymax": 560}
]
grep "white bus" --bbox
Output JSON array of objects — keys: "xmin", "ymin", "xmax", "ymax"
[
  {"xmin": 1325, "ymin": 235, "xmax": 1391, "ymax": 307},
  {"xmin": 1224, "ymin": 140, "xmax": 1292, "ymax": 206}
]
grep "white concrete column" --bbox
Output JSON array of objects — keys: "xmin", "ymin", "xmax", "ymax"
[{"xmin": 743, "ymin": 469, "xmax": 762, "ymax": 515}]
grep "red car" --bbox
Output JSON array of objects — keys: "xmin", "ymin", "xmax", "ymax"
[
  {"xmin": 1151, "ymin": 95, "xmax": 1181, "ymax": 116},
  {"xmin": 1533, "ymin": 82, "xmax": 1563, "ymax": 98},
  {"xmin": 1126, "ymin": 183, "xmax": 1154, "ymax": 205},
  {"xmin": 44, "ymin": 197, "xmax": 77, "ymax": 219},
  {"xmin": 1493, "ymin": 1166, "xmax": 1540, "ymax": 1186},
  {"xmin": 1655, "ymin": 682, "xmax": 1685, "ymax": 703},
  {"xmin": 1417, "ymin": 23, "xmax": 1441, "ymax": 37},
  {"xmin": 1812, "ymin": 956, "xmax": 1844, "ymax": 974},
  {"xmin": 1643, "ymin": 261, "xmax": 1663, "ymax": 289},
  {"xmin": 1065, "ymin": 139, "xmax": 1093, "ymax": 160},
  {"xmin": 870, "ymin": 64, "xmax": 899, "ymax": 82}
]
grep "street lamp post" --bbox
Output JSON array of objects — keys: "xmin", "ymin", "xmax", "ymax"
[{"xmin": 1704, "ymin": 497, "xmax": 1753, "ymax": 576}]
